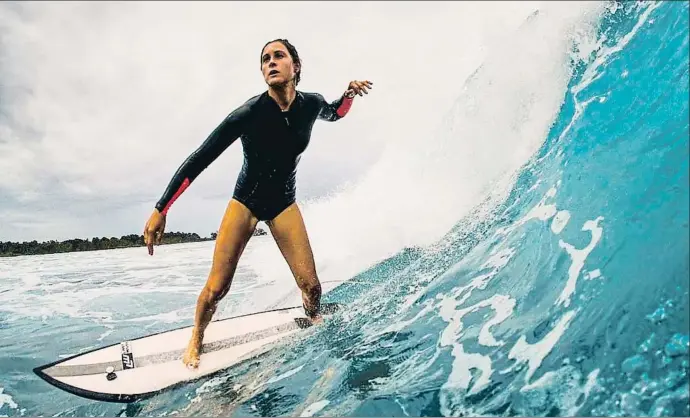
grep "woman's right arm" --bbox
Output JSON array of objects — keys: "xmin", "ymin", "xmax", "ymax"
[
  {"xmin": 143, "ymin": 102, "xmax": 251, "ymax": 255},
  {"xmin": 154, "ymin": 103, "xmax": 251, "ymax": 216}
]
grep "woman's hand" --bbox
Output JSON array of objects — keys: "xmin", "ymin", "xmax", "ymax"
[
  {"xmin": 345, "ymin": 80, "xmax": 373, "ymax": 97},
  {"xmin": 143, "ymin": 209, "xmax": 166, "ymax": 255}
]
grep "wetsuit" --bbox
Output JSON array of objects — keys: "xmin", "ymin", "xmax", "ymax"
[{"xmin": 154, "ymin": 91, "xmax": 354, "ymax": 221}]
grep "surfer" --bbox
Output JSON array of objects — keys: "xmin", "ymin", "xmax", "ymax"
[{"xmin": 142, "ymin": 39, "xmax": 372, "ymax": 368}]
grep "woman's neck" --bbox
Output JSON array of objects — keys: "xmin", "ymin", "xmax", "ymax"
[{"xmin": 268, "ymin": 84, "xmax": 297, "ymax": 111}]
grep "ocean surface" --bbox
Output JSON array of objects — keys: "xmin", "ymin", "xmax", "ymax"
[{"xmin": 1, "ymin": 1, "xmax": 688, "ymax": 416}]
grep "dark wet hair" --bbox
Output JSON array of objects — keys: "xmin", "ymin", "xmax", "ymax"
[{"xmin": 261, "ymin": 38, "xmax": 301, "ymax": 85}]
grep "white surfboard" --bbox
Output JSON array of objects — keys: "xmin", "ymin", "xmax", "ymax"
[{"xmin": 33, "ymin": 303, "xmax": 341, "ymax": 403}]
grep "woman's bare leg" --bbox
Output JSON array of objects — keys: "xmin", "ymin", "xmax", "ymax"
[
  {"xmin": 182, "ymin": 199, "xmax": 258, "ymax": 368},
  {"xmin": 266, "ymin": 203, "xmax": 322, "ymax": 320}
]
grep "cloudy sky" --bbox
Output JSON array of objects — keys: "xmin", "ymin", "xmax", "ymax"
[{"xmin": 0, "ymin": 1, "xmax": 548, "ymax": 243}]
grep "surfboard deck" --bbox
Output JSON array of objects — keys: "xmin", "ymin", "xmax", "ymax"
[{"xmin": 33, "ymin": 302, "xmax": 341, "ymax": 403}]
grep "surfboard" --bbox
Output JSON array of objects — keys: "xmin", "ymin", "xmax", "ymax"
[{"xmin": 33, "ymin": 302, "xmax": 341, "ymax": 403}]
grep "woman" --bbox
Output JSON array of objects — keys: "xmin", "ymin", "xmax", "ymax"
[{"xmin": 143, "ymin": 38, "xmax": 372, "ymax": 368}]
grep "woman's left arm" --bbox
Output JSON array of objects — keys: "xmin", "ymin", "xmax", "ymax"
[{"xmin": 317, "ymin": 80, "xmax": 373, "ymax": 121}]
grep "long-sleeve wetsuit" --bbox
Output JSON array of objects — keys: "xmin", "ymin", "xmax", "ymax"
[{"xmin": 154, "ymin": 91, "xmax": 354, "ymax": 221}]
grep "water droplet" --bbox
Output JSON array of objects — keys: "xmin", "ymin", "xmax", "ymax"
[
  {"xmin": 646, "ymin": 307, "xmax": 667, "ymax": 323},
  {"xmin": 622, "ymin": 354, "xmax": 650, "ymax": 374},
  {"xmin": 632, "ymin": 381, "xmax": 646, "ymax": 395},
  {"xmin": 649, "ymin": 396, "xmax": 673, "ymax": 416},
  {"xmin": 638, "ymin": 333, "xmax": 657, "ymax": 353},
  {"xmin": 664, "ymin": 334, "xmax": 689, "ymax": 357},
  {"xmin": 646, "ymin": 379, "xmax": 663, "ymax": 397},
  {"xmin": 621, "ymin": 393, "xmax": 641, "ymax": 415},
  {"xmin": 664, "ymin": 370, "xmax": 685, "ymax": 390}
]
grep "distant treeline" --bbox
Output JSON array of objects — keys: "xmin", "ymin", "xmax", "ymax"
[{"xmin": 0, "ymin": 228, "xmax": 267, "ymax": 257}]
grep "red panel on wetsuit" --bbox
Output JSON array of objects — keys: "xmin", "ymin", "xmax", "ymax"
[
  {"xmin": 161, "ymin": 178, "xmax": 191, "ymax": 215},
  {"xmin": 337, "ymin": 97, "xmax": 354, "ymax": 117}
]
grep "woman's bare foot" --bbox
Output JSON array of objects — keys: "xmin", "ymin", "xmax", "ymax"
[
  {"xmin": 182, "ymin": 332, "xmax": 203, "ymax": 369},
  {"xmin": 302, "ymin": 292, "xmax": 323, "ymax": 324},
  {"xmin": 310, "ymin": 313, "xmax": 324, "ymax": 325}
]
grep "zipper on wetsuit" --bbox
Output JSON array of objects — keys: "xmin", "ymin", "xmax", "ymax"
[{"xmin": 279, "ymin": 91, "xmax": 300, "ymax": 127}]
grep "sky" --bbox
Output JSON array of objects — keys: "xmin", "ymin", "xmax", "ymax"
[{"xmin": 0, "ymin": 1, "xmax": 560, "ymax": 243}]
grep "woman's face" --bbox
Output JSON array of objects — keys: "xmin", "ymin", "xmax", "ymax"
[{"xmin": 261, "ymin": 41, "xmax": 298, "ymax": 87}]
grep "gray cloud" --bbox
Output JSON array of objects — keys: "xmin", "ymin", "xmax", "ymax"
[{"xmin": 1, "ymin": 1, "xmax": 559, "ymax": 242}]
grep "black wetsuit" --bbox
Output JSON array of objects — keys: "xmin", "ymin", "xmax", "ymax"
[{"xmin": 155, "ymin": 91, "xmax": 354, "ymax": 221}]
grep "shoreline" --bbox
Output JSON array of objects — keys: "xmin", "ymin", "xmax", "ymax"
[{"xmin": 0, "ymin": 228, "xmax": 268, "ymax": 258}]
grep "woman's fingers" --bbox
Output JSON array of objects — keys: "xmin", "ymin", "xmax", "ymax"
[
  {"xmin": 155, "ymin": 228, "xmax": 164, "ymax": 245},
  {"xmin": 146, "ymin": 229, "xmax": 155, "ymax": 255},
  {"xmin": 348, "ymin": 80, "xmax": 373, "ymax": 96}
]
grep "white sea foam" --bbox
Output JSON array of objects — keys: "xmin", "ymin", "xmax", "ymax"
[
  {"xmin": 299, "ymin": 400, "xmax": 330, "ymax": 417},
  {"xmin": 556, "ymin": 216, "xmax": 605, "ymax": 308},
  {"xmin": 507, "ymin": 310, "xmax": 577, "ymax": 381},
  {"xmin": 0, "ymin": 387, "xmax": 18, "ymax": 413}
]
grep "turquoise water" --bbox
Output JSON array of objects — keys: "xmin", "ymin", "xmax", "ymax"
[{"xmin": 0, "ymin": 1, "xmax": 688, "ymax": 416}]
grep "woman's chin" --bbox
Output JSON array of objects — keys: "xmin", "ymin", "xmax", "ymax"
[{"xmin": 266, "ymin": 77, "xmax": 289, "ymax": 88}]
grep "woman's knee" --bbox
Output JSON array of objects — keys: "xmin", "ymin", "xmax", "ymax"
[
  {"xmin": 201, "ymin": 270, "xmax": 234, "ymax": 304},
  {"xmin": 200, "ymin": 286, "xmax": 224, "ymax": 307}
]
